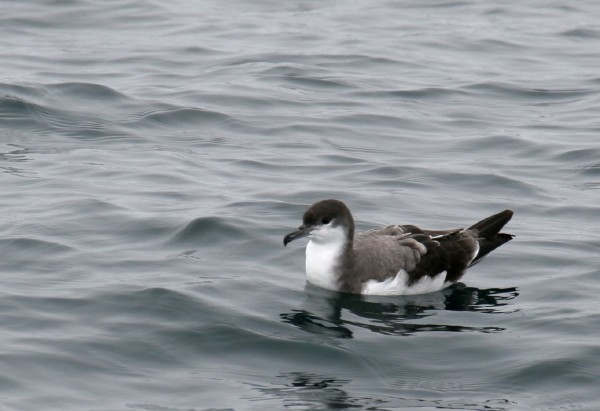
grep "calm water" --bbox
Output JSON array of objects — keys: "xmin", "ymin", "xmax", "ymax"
[{"xmin": 1, "ymin": 1, "xmax": 600, "ymax": 410}]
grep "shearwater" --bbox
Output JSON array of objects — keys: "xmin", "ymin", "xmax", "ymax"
[{"xmin": 283, "ymin": 199, "xmax": 514, "ymax": 295}]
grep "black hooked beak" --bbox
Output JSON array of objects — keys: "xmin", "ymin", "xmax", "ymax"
[{"xmin": 283, "ymin": 224, "xmax": 313, "ymax": 246}]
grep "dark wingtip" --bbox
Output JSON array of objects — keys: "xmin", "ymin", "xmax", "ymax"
[
  {"xmin": 498, "ymin": 233, "xmax": 515, "ymax": 242},
  {"xmin": 470, "ymin": 209, "xmax": 514, "ymax": 239},
  {"xmin": 471, "ymin": 232, "xmax": 514, "ymax": 265}
]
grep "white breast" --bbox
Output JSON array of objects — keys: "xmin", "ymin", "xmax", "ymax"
[
  {"xmin": 362, "ymin": 270, "xmax": 451, "ymax": 295},
  {"xmin": 305, "ymin": 238, "xmax": 344, "ymax": 291}
]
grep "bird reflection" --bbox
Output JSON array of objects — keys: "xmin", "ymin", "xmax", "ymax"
[
  {"xmin": 257, "ymin": 372, "xmax": 373, "ymax": 410},
  {"xmin": 280, "ymin": 283, "xmax": 518, "ymax": 338},
  {"xmin": 258, "ymin": 371, "xmax": 516, "ymax": 410}
]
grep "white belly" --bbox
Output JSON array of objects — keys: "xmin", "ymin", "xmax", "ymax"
[
  {"xmin": 305, "ymin": 239, "xmax": 343, "ymax": 291},
  {"xmin": 362, "ymin": 270, "xmax": 450, "ymax": 295}
]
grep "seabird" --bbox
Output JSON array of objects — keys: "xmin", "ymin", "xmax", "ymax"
[{"xmin": 283, "ymin": 199, "xmax": 514, "ymax": 295}]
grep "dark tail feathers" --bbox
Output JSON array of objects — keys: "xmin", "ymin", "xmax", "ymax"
[
  {"xmin": 469, "ymin": 209, "xmax": 513, "ymax": 239},
  {"xmin": 469, "ymin": 210, "xmax": 514, "ymax": 265}
]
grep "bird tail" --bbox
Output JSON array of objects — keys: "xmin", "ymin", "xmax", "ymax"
[
  {"xmin": 469, "ymin": 209, "xmax": 513, "ymax": 239},
  {"xmin": 468, "ymin": 210, "xmax": 514, "ymax": 265}
]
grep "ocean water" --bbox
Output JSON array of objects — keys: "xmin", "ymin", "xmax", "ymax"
[{"xmin": 1, "ymin": 0, "xmax": 600, "ymax": 410}]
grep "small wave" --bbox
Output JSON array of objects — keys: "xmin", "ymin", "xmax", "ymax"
[
  {"xmin": 0, "ymin": 83, "xmax": 46, "ymax": 99},
  {"xmin": 464, "ymin": 82, "xmax": 593, "ymax": 101},
  {"xmin": 0, "ymin": 237, "xmax": 75, "ymax": 255},
  {"xmin": 332, "ymin": 113, "xmax": 422, "ymax": 130},
  {"xmin": 448, "ymin": 134, "xmax": 552, "ymax": 158},
  {"xmin": 349, "ymin": 87, "xmax": 467, "ymax": 100},
  {"xmin": 113, "ymin": 287, "xmax": 209, "ymax": 322},
  {"xmin": 45, "ymin": 82, "xmax": 129, "ymax": 102},
  {"xmin": 263, "ymin": 74, "xmax": 354, "ymax": 90},
  {"xmin": 225, "ymin": 159, "xmax": 285, "ymax": 172},
  {"xmin": 553, "ymin": 147, "xmax": 600, "ymax": 162},
  {"xmin": 167, "ymin": 216, "xmax": 248, "ymax": 247},
  {"xmin": 576, "ymin": 162, "xmax": 600, "ymax": 177},
  {"xmin": 221, "ymin": 53, "xmax": 400, "ymax": 70},
  {"xmin": 1, "ymin": 81, "xmax": 131, "ymax": 107},
  {"xmin": 561, "ymin": 28, "xmax": 600, "ymax": 39},
  {"xmin": 135, "ymin": 105, "xmax": 234, "ymax": 128},
  {"xmin": 1, "ymin": 81, "xmax": 143, "ymax": 141},
  {"xmin": 0, "ymin": 95, "xmax": 49, "ymax": 125}
]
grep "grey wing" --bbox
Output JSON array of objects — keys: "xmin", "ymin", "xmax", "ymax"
[
  {"xmin": 344, "ymin": 225, "xmax": 475, "ymax": 292},
  {"xmin": 361, "ymin": 225, "xmax": 410, "ymax": 237},
  {"xmin": 348, "ymin": 233, "xmax": 433, "ymax": 285},
  {"xmin": 362, "ymin": 224, "xmax": 463, "ymax": 238}
]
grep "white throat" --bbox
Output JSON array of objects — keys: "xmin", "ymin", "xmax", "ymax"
[{"xmin": 304, "ymin": 224, "xmax": 348, "ymax": 291}]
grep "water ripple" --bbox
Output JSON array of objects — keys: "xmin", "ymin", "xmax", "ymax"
[{"xmin": 2, "ymin": 1, "xmax": 600, "ymax": 410}]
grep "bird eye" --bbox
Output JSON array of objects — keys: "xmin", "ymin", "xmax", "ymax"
[{"xmin": 322, "ymin": 217, "xmax": 331, "ymax": 224}]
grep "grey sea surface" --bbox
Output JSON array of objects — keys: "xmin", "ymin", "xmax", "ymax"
[{"xmin": 1, "ymin": 1, "xmax": 600, "ymax": 410}]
